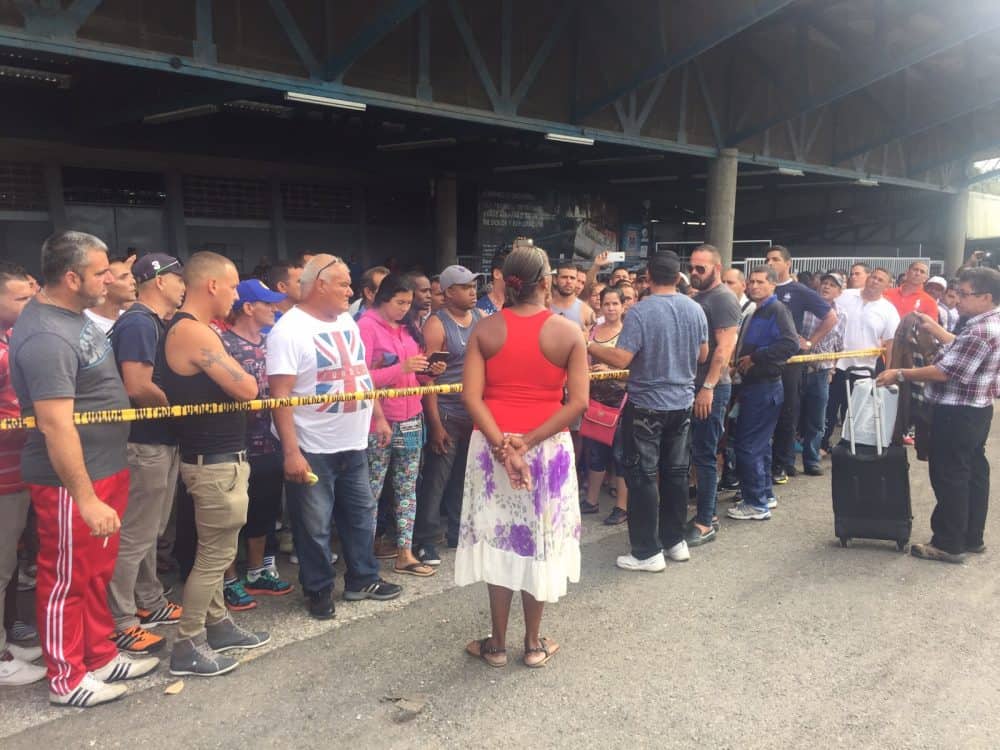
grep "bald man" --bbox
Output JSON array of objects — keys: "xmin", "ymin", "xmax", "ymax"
[{"xmin": 163, "ymin": 252, "xmax": 269, "ymax": 678}]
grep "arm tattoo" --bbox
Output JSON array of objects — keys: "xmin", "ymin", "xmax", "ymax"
[{"xmin": 199, "ymin": 347, "xmax": 247, "ymax": 382}]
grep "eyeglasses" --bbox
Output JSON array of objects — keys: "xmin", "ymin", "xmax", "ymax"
[
  {"xmin": 957, "ymin": 289, "xmax": 988, "ymax": 299},
  {"xmin": 313, "ymin": 256, "xmax": 344, "ymax": 281}
]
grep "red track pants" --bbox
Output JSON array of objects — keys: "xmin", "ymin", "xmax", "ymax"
[{"xmin": 29, "ymin": 469, "xmax": 129, "ymax": 694}]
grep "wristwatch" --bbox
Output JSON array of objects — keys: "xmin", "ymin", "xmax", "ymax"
[
  {"xmin": 896, "ymin": 369, "xmax": 906, "ymax": 384},
  {"xmin": 702, "ymin": 383, "xmax": 715, "ymax": 391}
]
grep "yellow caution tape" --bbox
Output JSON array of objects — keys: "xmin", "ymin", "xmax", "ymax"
[{"xmin": 0, "ymin": 349, "xmax": 883, "ymax": 431}]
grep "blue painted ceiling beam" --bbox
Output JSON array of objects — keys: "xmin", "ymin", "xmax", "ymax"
[
  {"xmin": 325, "ymin": 0, "xmax": 429, "ymax": 81},
  {"xmin": 835, "ymin": 93, "xmax": 1000, "ymax": 165},
  {"xmin": 726, "ymin": 13, "xmax": 1000, "ymax": 147},
  {"xmin": 574, "ymin": 0, "xmax": 797, "ymax": 123},
  {"xmin": 0, "ymin": 23, "xmax": 956, "ymax": 194}
]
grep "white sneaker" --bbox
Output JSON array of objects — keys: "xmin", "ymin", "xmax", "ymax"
[
  {"xmin": 0, "ymin": 650, "xmax": 47, "ymax": 686},
  {"xmin": 767, "ymin": 496, "xmax": 778, "ymax": 509},
  {"xmin": 665, "ymin": 540, "xmax": 690, "ymax": 562},
  {"xmin": 616, "ymin": 552, "xmax": 666, "ymax": 572},
  {"xmin": 92, "ymin": 652, "xmax": 159, "ymax": 683},
  {"xmin": 49, "ymin": 673, "xmax": 127, "ymax": 707},
  {"xmin": 7, "ymin": 642, "xmax": 42, "ymax": 662}
]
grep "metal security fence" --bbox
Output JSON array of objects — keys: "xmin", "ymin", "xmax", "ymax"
[{"xmin": 740, "ymin": 256, "xmax": 945, "ymax": 278}]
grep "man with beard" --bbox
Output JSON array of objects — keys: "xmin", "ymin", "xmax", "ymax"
[
  {"xmin": 684, "ymin": 246, "xmax": 740, "ymax": 547},
  {"xmin": 550, "ymin": 260, "xmax": 594, "ymax": 332},
  {"xmin": 85, "ymin": 255, "xmax": 137, "ymax": 333}
]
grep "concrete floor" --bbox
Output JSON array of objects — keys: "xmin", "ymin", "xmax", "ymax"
[{"xmin": 2, "ymin": 423, "xmax": 998, "ymax": 749}]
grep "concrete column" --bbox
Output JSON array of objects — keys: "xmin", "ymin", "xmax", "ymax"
[
  {"xmin": 42, "ymin": 164, "xmax": 66, "ymax": 232},
  {"xmin": 270, "ymin": 177, "xmax": 287, "ymax": 261},
  {"xmin": 164, "ymin": 171, "xmax": 189, "ymax": 259},
  {"xmin": 943, "ymin": 189, "xmax": 969, "ymax": 275},
  {"xmin": 705, "ymin": 148, "xmax": 738, "ymax": 267},
  {"xmin": 434, "ymin": 173, "xmax": 458, "ymax": 269}
]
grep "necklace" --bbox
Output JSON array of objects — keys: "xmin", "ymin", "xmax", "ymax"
[{"xmin": 444, "ymin": 308, "xmax": 473, "ymax": 347}]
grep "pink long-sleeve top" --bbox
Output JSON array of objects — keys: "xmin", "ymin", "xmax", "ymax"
[{"xmin": 357, "ymin": 308, "xmax": 426, "ymax": 426}]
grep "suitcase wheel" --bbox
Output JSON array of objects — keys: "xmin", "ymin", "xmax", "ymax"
[
  {"xmin": 897, "ymin": 539, "xmax": 908, "ymax": 552},
  {"xmin": 839, "ymin": 537, "xmax": 849, "ymax": 548}
]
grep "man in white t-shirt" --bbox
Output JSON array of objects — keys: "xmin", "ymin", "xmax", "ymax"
[
  {"xmin": 267, "ymin": 254, "xmax": 400, "ymax": 620},
  {"xmin": 824, "ymin": 267, "xmax": 900, "ymax": 449}
]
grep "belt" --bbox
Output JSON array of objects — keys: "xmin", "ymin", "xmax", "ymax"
[{"xmin": 181, "ymin": 450, "xmax": 248, "ymax": 466}]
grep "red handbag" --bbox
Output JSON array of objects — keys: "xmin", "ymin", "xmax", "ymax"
[{"xmin": 579, "ymin": 393, "xmax": 627, "ymax": 447}]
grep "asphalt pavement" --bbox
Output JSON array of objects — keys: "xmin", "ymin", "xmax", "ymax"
[{"xmin": 2, "ymin": 422, "xmax": 999, "ymax": 749}]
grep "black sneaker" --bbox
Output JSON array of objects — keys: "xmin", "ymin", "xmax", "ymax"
[
  {"xmin": 804, "ymin": 465, "xmax": 824, "ymax": 476},
  {"xmin": 343, "ymin": 579, "xmax": 402, "ymax": 601},
  {"xmin": 307, "ymin": 588, "xmax": 335, "ymax": 620},
  {"xmin": 772, "ymin": 468, "xmax": 789, "ymax": 485},
  {"xmin": 718, "ymin": 475, "xmax": 740, "ymax": 491},
  {"xmin": 415, "ymin": 544, "xmax": 441, "ymax": 566},
  {"xmin": 784, "ymin": 464, "xmax": 798, "ymax": 478}
]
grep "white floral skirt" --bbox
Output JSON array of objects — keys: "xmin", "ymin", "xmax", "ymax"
[{"xmin": 454, "ymin": 430, "xmax": 581, "ymax": 603}]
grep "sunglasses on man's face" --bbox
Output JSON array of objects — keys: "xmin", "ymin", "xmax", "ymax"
[{"xmin": 689, "ymin": 265, "xmax": 710, "ymax": 275}]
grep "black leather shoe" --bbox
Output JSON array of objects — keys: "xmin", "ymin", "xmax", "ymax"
[
  {"xmin": 307, "ymin": 588, "xmax": 335, "ymax": 620},
  {"xmin": 804, "ymin": 465, "xmax": 824, "ymax": 476}
]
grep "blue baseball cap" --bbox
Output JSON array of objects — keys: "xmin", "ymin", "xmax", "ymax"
[{"xmin": 234, "ymin": 279, "xmax": 286, "ymax": 309}]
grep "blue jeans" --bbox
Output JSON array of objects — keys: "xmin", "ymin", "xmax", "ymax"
[
  {"xmin": 285, "ymin": 449, "xmax": 379, "ymax": 594},
  {"xmin": 691, "ymin": 383, "xmax": 732, "ymax": 527},
  {"xmin": 734, "ymin": 381, "xmax": 784, "ymax": 510},
  {"xmin": 800, "ymin": 369, "xmax": 831, "ymax": 470}
]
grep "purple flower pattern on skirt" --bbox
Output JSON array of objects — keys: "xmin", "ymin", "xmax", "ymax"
[{"xmin": 477, "ymin": 445, "xmax": 496, "ymax": 501}]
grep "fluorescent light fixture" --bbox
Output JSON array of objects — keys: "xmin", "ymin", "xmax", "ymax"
[
  {"xmin": 777, "ymin": 167, "xmax": 805, "ymax": 177},
  {"xmin": 284, "ymin": 91, "xmax": 366, "ymax": 111},
  {"xmin": 683, "ymin": 220, "xmax": 706, "ymax": 226},
  {"xmin": 544, "ymin": 132, "xmax": 595, "ymax": 146},
  {"xmin": 579, "ymin": 154, "xmax": 663, "ymax": 167},
  {"xmin": 493, "ymin": 161, "xmax": 564, "ymax": 173},
  {"xmin": 143, "ymin": 104, "xmax": 219, "ymax": 125},
  {"xmin": 608, "ymin": 175, "xmax": 679, "ymax": 184},
  {"xmin": 376, "ymin": 137, "xmax": 457, "ymax": 152},
  {"xmin": 224, "ymin": 100, "xmax": 294, "ymax": 117},
  {"xmin": 0, "ymin": 64, "xmax": 72, "ymax": 89},
  {"xmin": 856, "ymin": 177, "xmax": 879, "ymax": 187}
]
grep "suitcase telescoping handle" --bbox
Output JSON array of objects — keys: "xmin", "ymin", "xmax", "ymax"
[{"xmin": 842, "ymin": 366, "xmax": 884, "ymax": 455}]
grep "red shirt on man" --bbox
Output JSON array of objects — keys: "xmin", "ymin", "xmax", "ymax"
[
  {"xmin": 0, "ymin": 331, "xmax": 26, "ymax": 494},
  {"xmin": 883, "ymin": 286, "xmax": 938, "ymax": 322}
]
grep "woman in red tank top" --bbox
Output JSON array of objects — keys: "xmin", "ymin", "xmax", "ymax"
[{"xmin": 455, "ymin": 245, "xmax": 589, "ymax": 669}]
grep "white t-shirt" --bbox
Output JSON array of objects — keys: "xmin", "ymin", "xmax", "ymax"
[
  {"xmin": 836, "ymin": 289, "xmax": 900, "ymax": 371},
  {"xmin": 84, "ymin": 308, "xmax": 117, "ymax": 334},
  {"xmin": 266, "ymin": 306, "xmax": 374, "ymax": 454}
]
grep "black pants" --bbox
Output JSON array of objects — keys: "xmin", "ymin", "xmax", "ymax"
[
  {"xmin": 929, "ymin": 403, "xmax": 993, "ymax": 555},
  {"xmin": 413, "ymin": 412, "xmax": 473, "ymax": 548},
  {"xmin": 772, "ymin": 362, "xmax": 803, "ymax": 471},
  {"xmin": 621, "ymin": 402, "xmax": 692, "ymax": 560}
]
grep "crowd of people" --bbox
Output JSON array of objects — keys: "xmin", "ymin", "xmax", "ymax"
[{"xmin": 0, "ymin": 230, "xmax": 997, "ymax": 703}]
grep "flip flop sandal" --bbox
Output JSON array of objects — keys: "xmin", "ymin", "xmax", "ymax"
[
  {"xmin": 393, "ymin": 562, "xmax": 436, "ymax": 577},
  {"xmin": 466, "ymin": 637, "xmax": 507, "ymax": 668},
  {"xmin": 523, "ymin": 637, "xmax": 559, "ymax": 668},
  {"xmin": 607, "ymin": 487, "xmax": 618, "ymax": 499}
]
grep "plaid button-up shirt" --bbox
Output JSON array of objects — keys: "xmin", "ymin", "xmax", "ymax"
[
  {"xmin": 925, "ymin": 306, "xmax": 1000, "ymax": 408},
  {"xmin": 802, "ymin": 300, "xmax": 846, "ymax": 371}
]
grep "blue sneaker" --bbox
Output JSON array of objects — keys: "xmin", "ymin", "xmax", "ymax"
[
  {"xmin": 415, "ymin": 544, "xmax": 441, "ymax": 566},
  {"xmin": 223, "ymin": 579, "xmax": 257, "ymax": 611},
  {"xmin": 243, "ymin": 569, "xmax": 293, "ymax": 597}
]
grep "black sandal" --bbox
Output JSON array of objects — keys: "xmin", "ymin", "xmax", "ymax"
[
  {"xmin": 466, "ymin": 637, "xmax": 507, "ymax": 668},
  {"xmin": 523, "ymin": 637, "xmax": 560, "ymax": 668}
]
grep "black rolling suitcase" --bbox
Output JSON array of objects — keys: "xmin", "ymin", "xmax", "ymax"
[{"xmin": 831, "ymin": 367, "xmax": 912, "ymax": 551}]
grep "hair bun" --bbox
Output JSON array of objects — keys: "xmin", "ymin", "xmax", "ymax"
[{"xmin": 504, "ymin": 274, "xmax": 523, "ymax": 292}]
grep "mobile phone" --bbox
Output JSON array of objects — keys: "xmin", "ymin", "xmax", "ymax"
[
  {"xmin": 606, "ymin": 251, "xmax": 626, "ymax": 263},
  {"xmin": 426, "ymin": 351, "xmax": 449, "ymax": 367}
]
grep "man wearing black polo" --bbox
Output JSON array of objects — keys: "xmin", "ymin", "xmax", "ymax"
[{"xmin": 876, "ymin": 267, "xmax": 1000, "ymax": 564}]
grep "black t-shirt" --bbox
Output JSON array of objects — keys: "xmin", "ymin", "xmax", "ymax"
[
  {"xmin": 775, "ymin": 280, "xmax": 831, "ymax": 335},
  {"xmin": 111, "ymin": 303, "xmax": 174, "ymax": 445}
]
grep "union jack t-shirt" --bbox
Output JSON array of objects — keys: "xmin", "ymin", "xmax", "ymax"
[{"xmin": 265, "ymin": 306, "xmax": 375, "ymax": 454}]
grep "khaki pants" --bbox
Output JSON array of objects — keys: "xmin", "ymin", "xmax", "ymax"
[
  {"xmin": 177, "ymin": 460, "xmax": 249, "ymax": 639},
  {"xmin": 0, "ymin": 489, "xmax": 31, "ymax": 653},
  {"xmin": 108, "ymin": 443, "xmax": 179, "ymax": 630}
]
